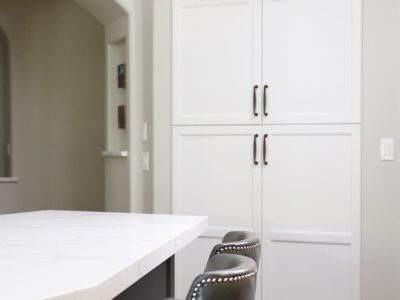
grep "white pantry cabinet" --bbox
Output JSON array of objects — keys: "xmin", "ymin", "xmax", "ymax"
[{"xmin": 171, "ymin": 0, "xmax": 361, "ymax": 299}]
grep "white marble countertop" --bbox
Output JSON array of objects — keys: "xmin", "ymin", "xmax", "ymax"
[{"xmin": 0, "ymin": 210, "xmax": 207, "ymax": 300}]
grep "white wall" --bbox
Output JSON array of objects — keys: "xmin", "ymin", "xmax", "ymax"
[
  {"xmin": 362, "ymin": 0, "xmax": 400, "ymax": 299},
  {"xmin": 0, "ymin": 0, "xmax": 105, "ymax": 213},
  {"xmin": 124, "ymin": 0, "xmax": 155, "ymax": 213},
  {"xmin": 153, "ymin": 0, "xmax": 172, "ymax": 214},
  {"xmin": 128, "ymin": 0, "xmax": 144, "ymax": 213}
]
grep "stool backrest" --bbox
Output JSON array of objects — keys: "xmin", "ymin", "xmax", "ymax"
[
  {"xmin": 209, "ymin": 231, "xmax": 261, "ymax": 267},
  {"xmin": 185, "ymin": 254, "xmax": 257, "ymax": 300}
]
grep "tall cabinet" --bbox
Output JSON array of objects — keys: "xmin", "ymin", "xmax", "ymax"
[{"xmin": 172, "ymin": 0, "xmax": 361, "ymax": 299}]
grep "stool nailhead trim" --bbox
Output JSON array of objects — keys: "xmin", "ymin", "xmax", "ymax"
[
  {"xmin": 215, "ymin": 242, "xmax": 260, "ymax": 255},
  {"xmin": 190, "ymin": 270, "xmax": 257, "ymax": 300}
]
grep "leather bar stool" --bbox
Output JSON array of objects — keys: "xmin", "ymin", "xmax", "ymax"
[
  {"xmin": 166, "ymin": 253, "xmax": 257, "ymax": 300},
  {"xmin": 209, "ymin": 231, "xmax": 261, "ymax": 267}
]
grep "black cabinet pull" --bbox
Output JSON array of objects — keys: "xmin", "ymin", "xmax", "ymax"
[
  {"xmin": 253, "ymin": 134, "xmax": 259, "ymax": 165},
  {"xmin": 263, "ymin": 85, "xmax": 269, "ymax": 117},
  {"xmin": 253, "ymin": 85, "xmax": 259, "ymax": 117},
  {"xmin": 263, "ymin": 134, "xmax": 268, "ymax": 165}
]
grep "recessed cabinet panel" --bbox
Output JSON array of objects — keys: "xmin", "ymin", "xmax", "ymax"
[
  {"xmin": 262, "ymin": 126, "xmax": 358, "ymax": 232},
  {"xmin": 173, "ymin": 126, "xmax": 262, "ymax": 229},
  {"xmin": 268, "ymin": 242, "xmax": 352, "ymax": 300},
  {"xmin": 263, "ymin": 0, "xmax": 361, "ymax": 123},
  {"xmin": 262, "ymin": 124, "xmax": 360, "ymax": 300},
  {"xmin": 173, "ymin": 0, "xmax": 262, "ymax": 125}
]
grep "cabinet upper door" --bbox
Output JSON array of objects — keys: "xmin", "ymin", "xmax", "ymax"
[
  {"xmin": 172, "ymin": 0, "xmax": 262, "ymax": 125},
  {"xmin": 262, "ymin": 0, "xmax": 361, "ymax": 124}
]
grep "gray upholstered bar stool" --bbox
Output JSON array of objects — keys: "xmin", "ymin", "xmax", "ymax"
[
  {"xmin": 167, "ymin": 253, "xmax": 257, "ymax": 300},
  {"xmin": 209, "ymin": 231, "xmax": 261, "ymax": 267}
]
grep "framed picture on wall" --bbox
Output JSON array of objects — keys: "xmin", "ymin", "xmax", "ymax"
[
  {"xmin": 118, "ymin": 105, "xmax": 126, "ymax": 129},
  {"xmin": 118, "ymin": 63, "xmax": 126, "ymax": 88}
]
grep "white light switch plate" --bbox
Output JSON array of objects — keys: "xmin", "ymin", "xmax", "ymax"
[
  {"xmin": 142, "ymin": 123, "xmax": 148, "ymax": 142},
  {"xmin": 380, "ymin": 138, "xmax": 394, "ymax": 161},
  {"xmin": 142, "ymin": 152, "xmax": 150, "ymax": 171}
]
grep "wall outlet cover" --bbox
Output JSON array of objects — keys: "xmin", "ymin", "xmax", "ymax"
[
  {"xmin": 142, "ymin": 123, "xmax": 148, "ymax": 142},
  {"xmin": 380, "ymin": 138, "xmax": 394, "ymax": 161},
  {"xmin": 142, "ymin": 152, "xmax": 150, "ymax": 171}
]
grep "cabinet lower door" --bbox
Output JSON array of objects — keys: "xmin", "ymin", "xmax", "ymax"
[
  {"xmin": 262, "ymin": 125, "xmax": 360, "ymax": 300},
  {"xmin": 173, "ymin": 126, "xmax": 262, "ymax": 299}
]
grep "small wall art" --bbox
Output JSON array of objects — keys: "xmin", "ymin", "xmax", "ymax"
[
  {"xmin": 118, "ymin": 63, "xmax": 126, "ymax": 88},
  {"xmin": 118, "ymin": 105, "xmax": 126, "ymax": 129}
]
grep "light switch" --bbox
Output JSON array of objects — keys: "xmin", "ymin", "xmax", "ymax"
[
  {"xmin": 380, "ymin": 138, "xmax": 394, "ymax": 161},
  {"xmin": 142, "ymin": 152, "xmax": 150, "ymax": 171},
  {"xmin": 142, "ymin": 123, "xmax": 148, "ymax": 142}
]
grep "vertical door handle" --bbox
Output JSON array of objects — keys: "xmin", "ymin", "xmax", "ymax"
[
  {"xmin": 253, "ymin": 85, "xmax": 259, "ymax": 117},
  {"xmin": 253, "ymin": 134, "xmax": 259, "ymax": 165},
  {"xmin": 263, "ymin": 85, "xmax": 269, "ymax": 117},
  {"xmin": 263, "ymin": 134, "xmax": 268, "ymax": 165}
]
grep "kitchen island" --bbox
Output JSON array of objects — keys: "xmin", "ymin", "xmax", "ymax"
[{"xmin": 0, "ymin": 210, "xmax": 207, "ymax": 299}]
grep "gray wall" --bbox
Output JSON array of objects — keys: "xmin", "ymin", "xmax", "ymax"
[
  {"xmin": 362, "ymin": 0, "xmax": 400, "ymax": 299},
  {"xmin": 0, "ymin": 0, "xmax": 105, "ymax": 213},
  {"xmin": 142, "ymin": 0, "xmax": 154, "ymax": 212}
]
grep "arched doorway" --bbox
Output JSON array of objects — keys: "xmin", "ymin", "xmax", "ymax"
[{"xmin": 0, "ymin": 0, "xmax": 145, "ymax": 214}]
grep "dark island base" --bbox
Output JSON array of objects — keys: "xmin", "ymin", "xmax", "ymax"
[{"xmin": 114, "ymin": 256, "xmax": 175, "ymax": 300}]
